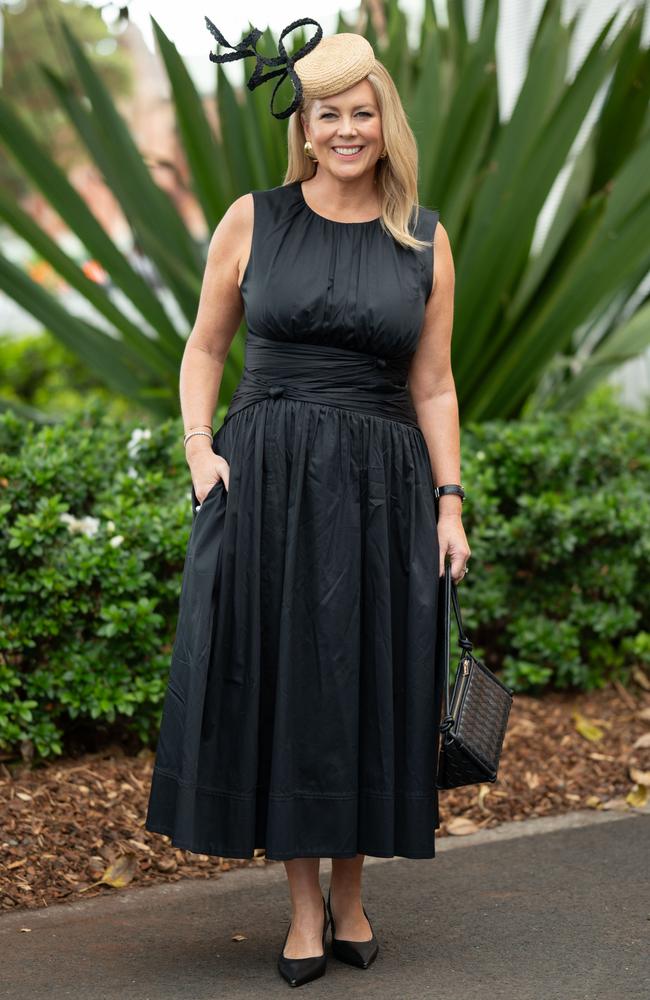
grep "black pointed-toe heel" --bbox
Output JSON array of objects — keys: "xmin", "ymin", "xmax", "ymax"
[
  {"xmin": 277, "ymin": 894, "xmax": 329, "ymax": 988},
  {"xmin": 327, "ymin": 887, "xmax": 379, "ymax": 969}
]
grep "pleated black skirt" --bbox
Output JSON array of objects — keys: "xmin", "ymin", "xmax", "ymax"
[{"xmin": 145, "ymin": 390, "xmax": 443, "ymax": 859}]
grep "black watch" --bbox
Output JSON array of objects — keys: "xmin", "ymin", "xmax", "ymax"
[{"xmin": 433, "ymin": 484, "xmax": 466, "ymax": 502}]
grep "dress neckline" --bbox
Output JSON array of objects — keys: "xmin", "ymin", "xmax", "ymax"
[{"xmin": 295, "ymin": 181, "xmax": 381, "ymax": 226}]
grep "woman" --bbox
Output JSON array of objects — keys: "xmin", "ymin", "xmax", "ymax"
[{"xmin": 145, "ymin": 18, "xmax": 470, "ymax": 988}]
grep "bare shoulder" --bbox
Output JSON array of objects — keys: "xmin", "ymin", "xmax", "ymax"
[
  {"xmin": 222, "ymin": 192, "xmax": 254, "ymax": 231},
  {"xmin": 431, "ymin": 220, "xmax": 454, "ymax": 297},
  {"xmin": 204, "ymin": 193, "xmax": 254, "ymax": 287},
  {"xmin": 207, "ymin": 193, "xmax": 253, "ymax": 253},
  {"xmin": 433, "ymin": 220, "xmax": 451, "ymax": 258}
]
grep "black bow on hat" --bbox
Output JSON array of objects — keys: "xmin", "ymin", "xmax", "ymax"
[{"xmin": 205, "ymin": 16, "xmax": 323, "ymax": 120}]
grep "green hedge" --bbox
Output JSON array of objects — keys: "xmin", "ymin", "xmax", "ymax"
[
  {"xmin": 0, "ymin": 389, "xmax": 648, "ymax": 762},
  {"xmin": 460, "ymin": 388, "xmax": 650, "ymax": 691},
  {"xmin": 0, "ymin": 402, "xmax": 190, "ymax": 760}
]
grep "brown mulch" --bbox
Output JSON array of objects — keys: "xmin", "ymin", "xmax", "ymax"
[{"xmin": 2, "ymin": 677, "xmax": 649, "ymax": 914}]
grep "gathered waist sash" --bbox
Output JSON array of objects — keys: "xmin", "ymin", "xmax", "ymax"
[{"xmin": 225, "ymin": 331, "xmax": 419, "ymax": 427}]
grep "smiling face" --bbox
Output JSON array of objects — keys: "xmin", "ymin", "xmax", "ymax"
[{"xmin": 301, "ymin": 79, "xmax": 384, "ymax": 177}]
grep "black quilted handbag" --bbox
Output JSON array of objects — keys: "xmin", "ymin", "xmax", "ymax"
[{"xmin": 435, "ymin": 562, "xmax": 514, "ymax": 789}]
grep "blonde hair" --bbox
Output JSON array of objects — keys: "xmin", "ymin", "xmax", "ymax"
[{"xmin": 284, "ymin": 60, "xmax": 432, "ymax": 252}]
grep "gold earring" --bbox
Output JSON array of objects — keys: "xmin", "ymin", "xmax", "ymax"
[
  {"xmin": 304, "ymin": 140, "xmax": 318, "ymax": 161},
  {"xmin": 379, "ymin": 147, "xmax": 388, "ymax": 160}
]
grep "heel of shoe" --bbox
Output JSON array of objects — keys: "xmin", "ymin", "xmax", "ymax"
[
  {"xmin": 326, "ymin": 888, "xmax": 379, "ymax": 970},
  {"xmin": 278, "ymin": 894, "xmax": 330, "ymax": 987}
]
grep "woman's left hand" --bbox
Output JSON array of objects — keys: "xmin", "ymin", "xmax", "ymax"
[{"xmin": 437, "ymin": 513, "xmax": 471, "ymax": 584}]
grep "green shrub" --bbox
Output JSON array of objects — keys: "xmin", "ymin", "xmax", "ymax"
[
  {"xmin": 0, "ymin": 389, "xmax": 648, "ymax": 763},
  {"xmin": 0, "ymin": 400, "xmax": 190, "ymax": 760},
  {"xmin": 460, "ymin": 387, "xmax": 650, "ymax": 692}
]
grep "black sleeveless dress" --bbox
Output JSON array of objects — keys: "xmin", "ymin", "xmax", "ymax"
[{"xmin": 145, "ymin": 180, "xmax": 443, "ymax": 860}]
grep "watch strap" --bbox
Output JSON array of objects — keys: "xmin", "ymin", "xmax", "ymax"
[{"xmin": 433, "ymin": 484, "xmax": 466, "ymax": 501}]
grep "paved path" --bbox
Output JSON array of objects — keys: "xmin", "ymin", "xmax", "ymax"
[{"xmin": 1, "ymin": 809, "xmax": 648, "ymax": 1000}]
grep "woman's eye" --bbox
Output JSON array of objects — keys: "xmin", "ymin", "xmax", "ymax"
[{"xmin": 321, "ymin": 112, "xmax": 373, "ymax": 119}]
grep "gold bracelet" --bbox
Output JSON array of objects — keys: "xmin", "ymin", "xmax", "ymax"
[{"xmin": 184, "ymin": 429, "xmax": 213, "ymax": 448}]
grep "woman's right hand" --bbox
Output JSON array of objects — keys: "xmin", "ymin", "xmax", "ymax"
[{"xmin": 186, "ymin": 439, "xmax": 230, "ymax": 502}]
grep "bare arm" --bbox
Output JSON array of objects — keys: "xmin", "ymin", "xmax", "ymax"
[
  {"xmin": 182, "ymin": 193, "xmax": 253, "ymax": 495},
  {"xmin": 408, "ymin": 222, "xmax": 471, "ymax": 580}
]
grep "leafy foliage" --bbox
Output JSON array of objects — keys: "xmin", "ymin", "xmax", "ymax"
[
  {"xmin": 460, "ymin": 385, "xmax": 650, "ymax": 690},
  {"xmin": 0, "ymin": 402, "xmax": 192, "ymax": 759},
  {"xmin": 0, "ymin": 1, "xmax": 649, "ymax": 419}
]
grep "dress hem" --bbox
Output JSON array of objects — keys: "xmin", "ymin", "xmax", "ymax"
[
  {"xmin": 144, "ymin": 821, "xmax": 438, "ymax": 862},
  {"xmin": 145, "ymin": 766, "xmax": 440, "ymax": 861}
]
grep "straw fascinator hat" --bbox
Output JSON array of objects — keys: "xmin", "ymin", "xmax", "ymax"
[{"xmin": 204, "ymin": 15, "xmax": 378, "ymax": 121}]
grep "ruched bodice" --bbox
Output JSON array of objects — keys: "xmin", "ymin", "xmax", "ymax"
[{"xmin": 240, "ymin": 180, "xmax": 438, "ymax": 357}]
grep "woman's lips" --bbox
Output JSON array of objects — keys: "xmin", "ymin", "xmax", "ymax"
[{"xmin": 331, "ymin": 146, "xmax": 365, "ymax": 159}]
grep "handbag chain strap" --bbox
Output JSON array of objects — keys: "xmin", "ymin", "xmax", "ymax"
[{"xmin": 439, "ymin": 561, "xmax": 474, "ymax": 733}]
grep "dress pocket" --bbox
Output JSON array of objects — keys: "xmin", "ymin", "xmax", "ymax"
[{"xmin": 191, "ymin": 479, "xmax": 225, "ymax": 516}]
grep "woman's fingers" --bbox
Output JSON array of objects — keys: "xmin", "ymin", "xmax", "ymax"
[
  {"xmin": 437, "ymin": 512, "xmax": 470, "ymax": 582},
  {"xmin": 450, "ymin": 556, "xmax": 469, "ymax": 584},
  {"xmin": 439, "ymin": 556, "xmax": 468, "ymax": 583}
]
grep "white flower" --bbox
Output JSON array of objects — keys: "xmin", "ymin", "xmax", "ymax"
[
  {"xmin": 127, "ymin": 427, "xmax": 152, "ymax": 459},
  {"xmin": 109, "ymin": 534, "xmax": 124, "ymax": 547},
  {"xmin": 79, "ymin": 516, "xmax": 100, "ymax": 538},
  {"xmin": 106, "ymin": 520, "xmax": 116, "ymax": 532},
  {"xmin": 59, "ymin": 513, "xmax": 100, "ymax": 537},
  {"xmin": 127, "ymin": 466, "xmax": 138, "ymax": 479}
]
